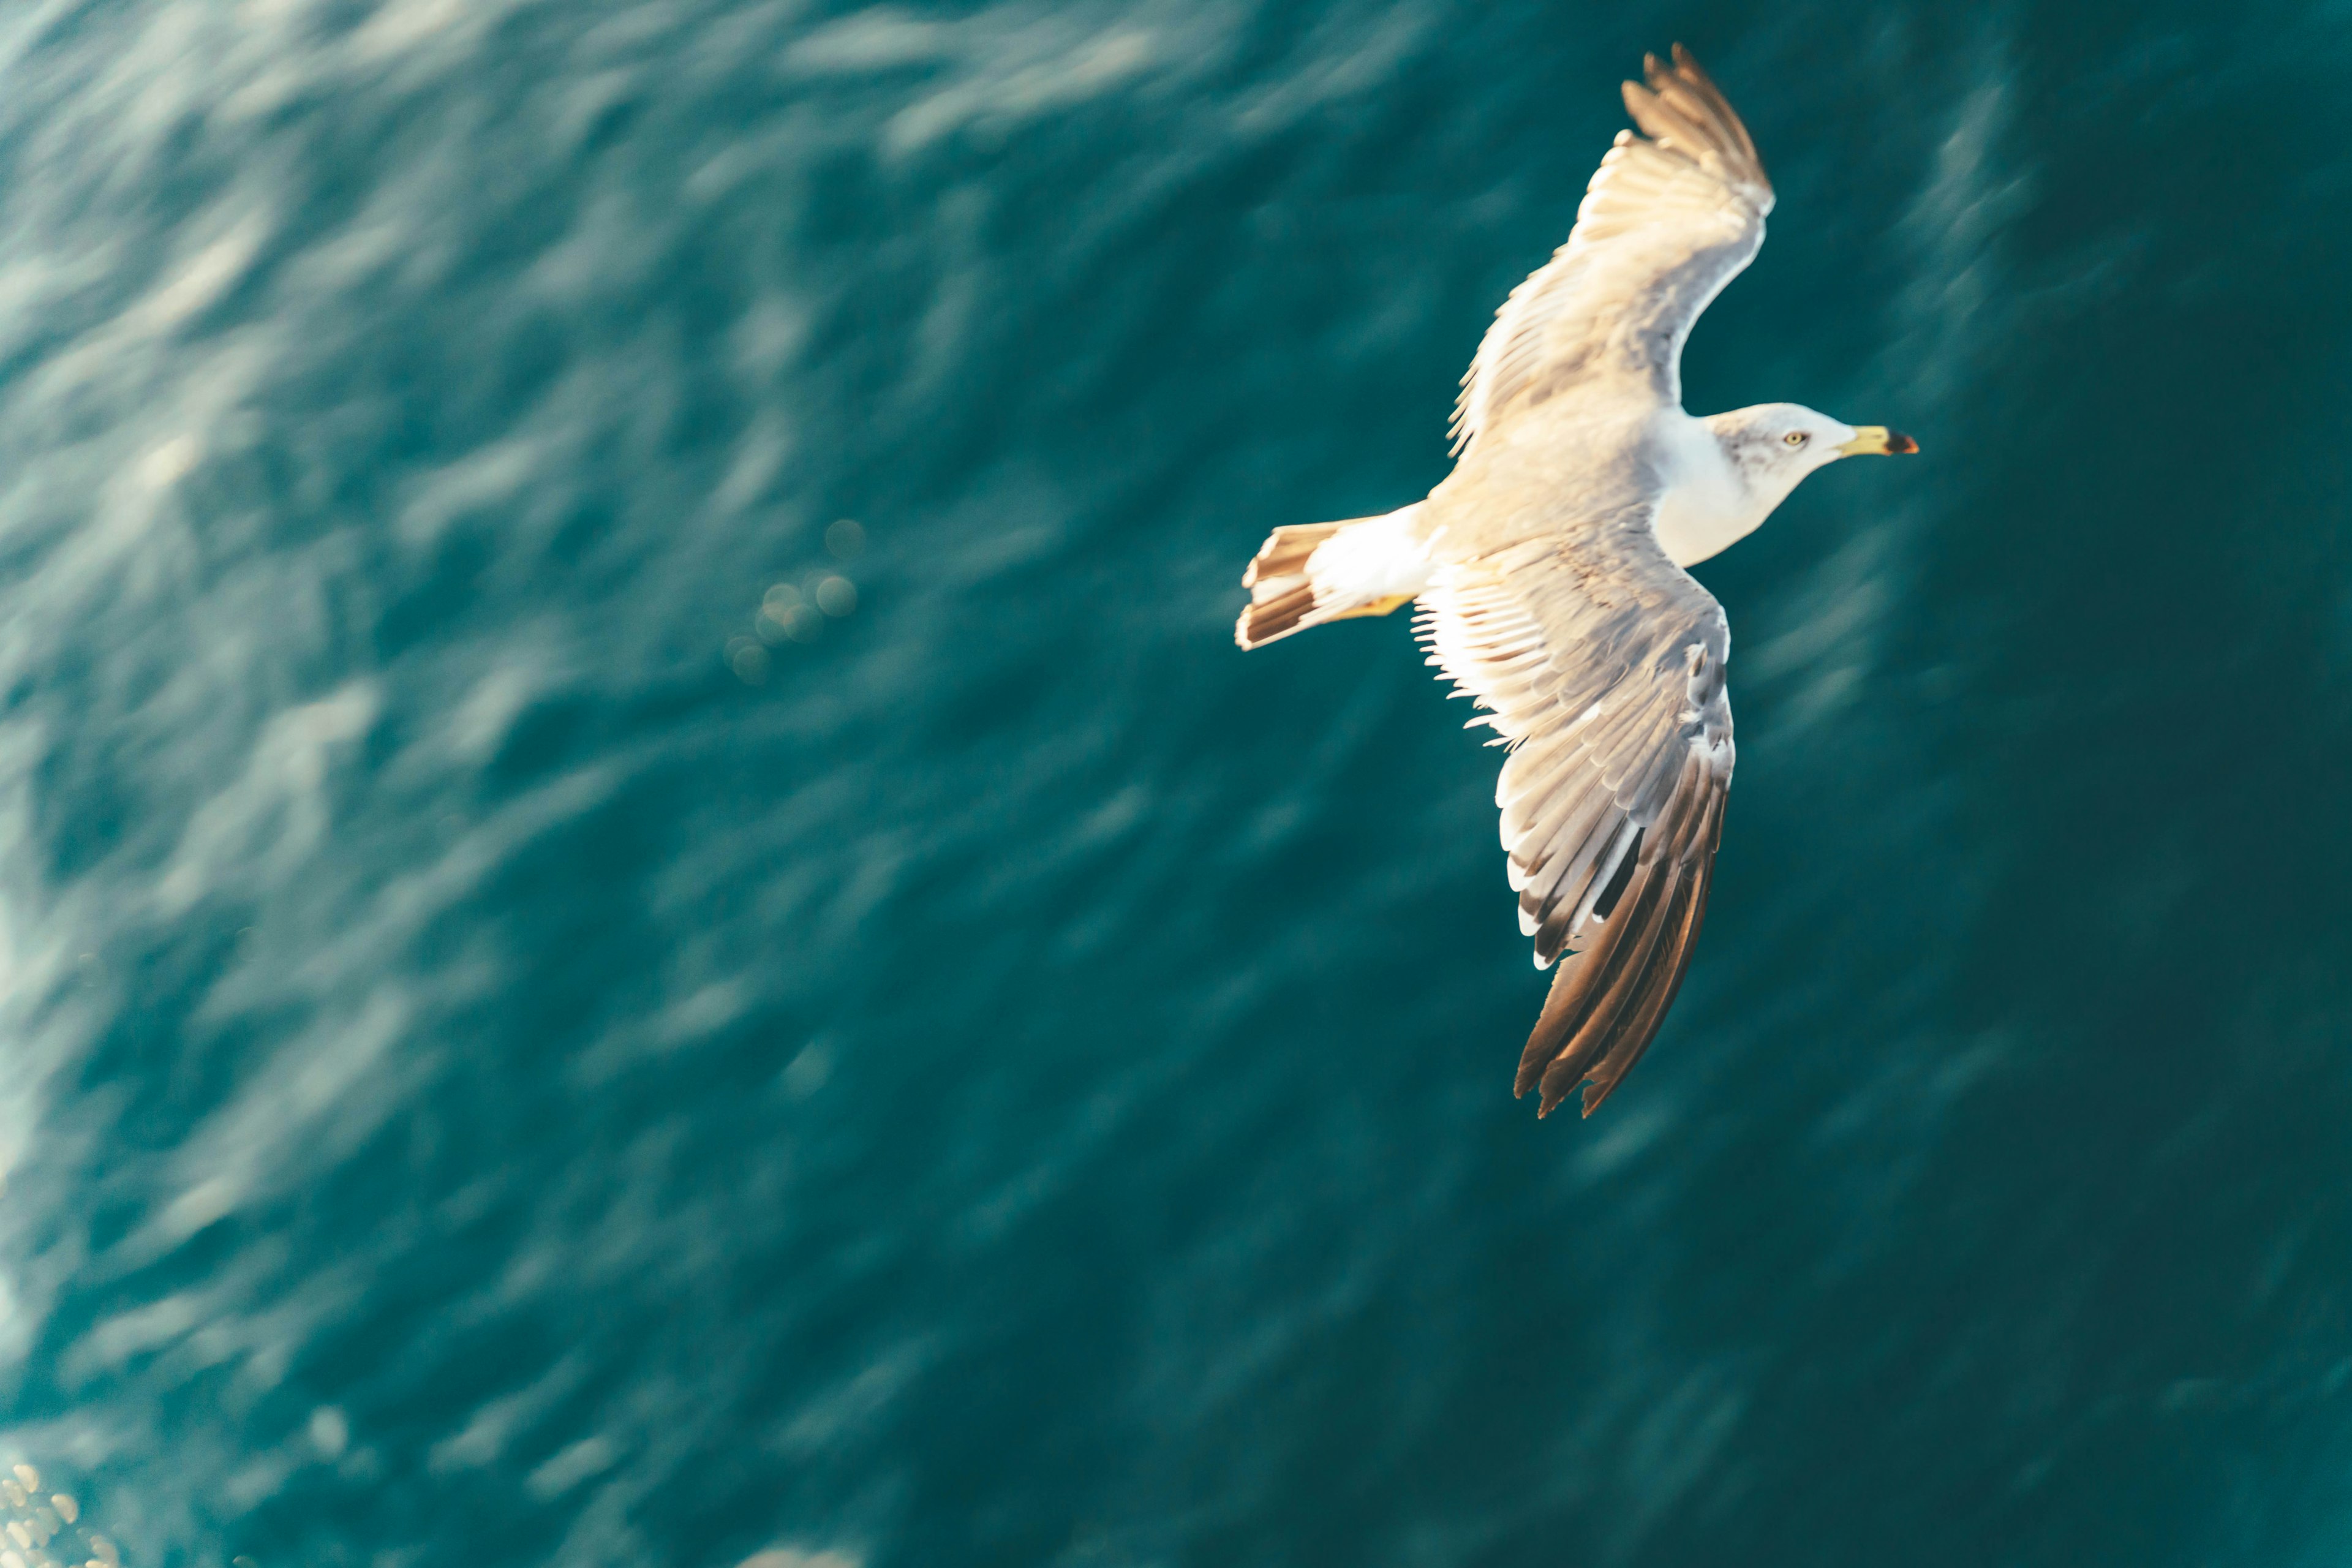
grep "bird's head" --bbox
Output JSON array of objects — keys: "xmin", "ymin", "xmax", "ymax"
[{"xmin": 1709, "ymin": 402, "xmax": 1917, "ymax": 511}]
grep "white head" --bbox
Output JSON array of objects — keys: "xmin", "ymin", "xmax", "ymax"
[
  {"xmin": 1649, "ymin": 402, "xmax": 1917, "ymax": 567},
  {"xmin": 1706, "ymin": 402, "xmax": 1918, "ymax": 515}
]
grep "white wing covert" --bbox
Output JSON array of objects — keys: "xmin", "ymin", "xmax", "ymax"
[{"xmin": 1451, "ymin": 46, "xmax": 1773, "ymax": 455}]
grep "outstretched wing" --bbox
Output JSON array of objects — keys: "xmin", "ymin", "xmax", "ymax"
[
  {"xmin": 1451, "ymin": 45, "xmax": 1773, "ymax": 456},
  {"xmin": 1419, "ymin": 507, "xmax": 1735, "ymax": 1117}
]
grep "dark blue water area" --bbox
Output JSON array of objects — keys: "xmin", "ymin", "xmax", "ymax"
[{"xmin": 0, "ymin": 1, "xmax": 2349, "ymax": 1565}]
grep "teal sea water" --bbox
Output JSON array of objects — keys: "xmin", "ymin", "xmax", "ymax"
[{"xmin": 1, "ymin": 2, "xmax": 2350, "ymax": 1564}]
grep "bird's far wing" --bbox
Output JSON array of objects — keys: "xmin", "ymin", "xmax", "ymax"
[
  {"xmin": 1419, "ymin": 507, "xmax": 1735, "ymax": 1117},
  {"xmin": 1451, "ymin": 46, "xmax": 1773, "ymax": 456}
]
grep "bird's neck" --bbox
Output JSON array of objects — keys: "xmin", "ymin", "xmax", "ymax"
[{"xmin": 1648, "ymin": 411, "xmax": 1772, "ymax": 568}]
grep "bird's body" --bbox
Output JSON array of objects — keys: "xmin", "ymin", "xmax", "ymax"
[{"xmin": 1235, "ymin": 47, "xmax": 1915, "ymax": 1118}]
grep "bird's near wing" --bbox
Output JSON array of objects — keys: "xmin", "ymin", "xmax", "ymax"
[
  {"xmin": 1451, "ymin": 45, "xmax": 1773, "ymax": 456},
  {"xmin": 1419, "ymin": 508, "xmax": 1735, "ymax": 1117}
]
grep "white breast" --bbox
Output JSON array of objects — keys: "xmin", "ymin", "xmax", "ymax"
[{"xmin": 1648, "ymin": 412, "xmax": 1762, "ymax": 568}]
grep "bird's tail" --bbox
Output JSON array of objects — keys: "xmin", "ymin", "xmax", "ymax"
[{"xmin": 1234, "ymin": 504, "xmax": 1427, "ymax": 649}]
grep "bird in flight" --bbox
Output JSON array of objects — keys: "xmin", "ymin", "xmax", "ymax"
[{"xmin": 1235, "ymin": 46, "xmax": 1915, "ymax": 1118}]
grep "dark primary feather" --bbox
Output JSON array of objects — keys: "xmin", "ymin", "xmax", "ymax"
[{"xmin": 1517, "ymin": 758, "xmax": 1725, "ymax": 1117}]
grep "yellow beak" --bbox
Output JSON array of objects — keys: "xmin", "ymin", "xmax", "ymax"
[{"xmin": 1836, "ymin": 426, "xmax": 1920, "ymax": 456}]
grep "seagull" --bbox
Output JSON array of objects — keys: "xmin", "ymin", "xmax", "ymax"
[{"xmin": 1235, "ymin": 45, "xmax": 1915, "ymax": 1118}]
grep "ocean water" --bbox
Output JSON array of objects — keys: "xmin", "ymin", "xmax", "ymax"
[{"xmin": 0, "ymin": 1, "xmax": 2350, "ymax": 1564}]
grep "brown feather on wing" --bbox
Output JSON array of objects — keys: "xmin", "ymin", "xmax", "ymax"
[
  {"xmin": 1516, "ymin": 759, "xmax": 1725, "ymax": 1117},
  {"xmin": 1622, "ymin": 47, "xmax": 1770, "ymax": 195}
]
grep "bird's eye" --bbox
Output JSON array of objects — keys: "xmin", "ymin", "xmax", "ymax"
[{"xmin": 1783, "ymin": 431, "xmax": 1807, "ymax": 447}]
